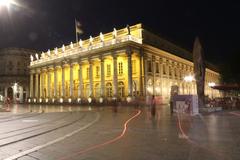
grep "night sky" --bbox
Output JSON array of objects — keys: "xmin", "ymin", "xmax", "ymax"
[{"xmin": 0, "ymin": 0, "xmax": 239, "ymax": 82}]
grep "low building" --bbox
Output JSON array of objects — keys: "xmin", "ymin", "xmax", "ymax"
[
  {"xmin": 0, "ymin": 48, "xmax": 34, "ymax": 103},
  {"xmin": 29, "ymin": 24, "xmax": 221, "ymax": 104}
]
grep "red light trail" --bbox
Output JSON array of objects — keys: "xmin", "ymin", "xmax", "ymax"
[{"xmin": 59, "ymin": 109, "xmax": 141, "ymax": 160}]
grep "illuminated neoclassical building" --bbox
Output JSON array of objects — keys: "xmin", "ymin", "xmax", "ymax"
[{"xmin": 29, "ymin": 24, "xmax": 221, "ymax": 104}]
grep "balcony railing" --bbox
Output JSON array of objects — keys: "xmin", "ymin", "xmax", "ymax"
[{"xmin": 30, "ymin": 35, "xmax": 142, "ymax": 66}]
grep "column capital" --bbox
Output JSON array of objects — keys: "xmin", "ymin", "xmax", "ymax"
[
  {"xmin": 54, "ymin": 65, "xmax": 61, "ymax": 70},
  {"xmin": 88, "ymin": 58, "xmax": 93, "ymax": 64},
  {"xmin": 99, "ymin": 55, "xmax": 106, "ymax": 62},
  {"xmin": 126, "ymin": 47, "xmax": 133, "ymax": 56},
  {"xmin": 36, "ymin": 68, "xmax": 41, "ymax": 74},
  {"xmin": 62, "ymin": 63, "xmax": 69, "ymax": 68},
  {"xmin": 30, "ymin": 69, "xmax": 36, "ymax": 74},
  {"xmin": 70, "ymin": 63, "xmax": 75, "ymax": 68},
  {"xmin": 111, "ymin": 53, "xmax": 118, "ymax": 59},
  {"xmin": 139, "ymin": 48, "xmax": 144, "ymax": 57},
  {"xmin": 48, "ymin": 66, "xmax": 54, "ymax": 71}
]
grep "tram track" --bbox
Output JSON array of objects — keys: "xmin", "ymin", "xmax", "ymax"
[
  {"xmin": 0, "ymin": 112, "xmax": 43, "ymax": 123},
  {"xmin": 0, "ymin": 112, "xmax": 31, "ymax": 120},
  {"xmin": 0, "ymin": 112, "xmax": 73, "ymax": 138},
  {"xmin": 0, "ymin": 112, "xmax": 87, "ymax": 148},
  {"xmin": 3, "ymin": 112, "xmax": 101, "ymax": 160}
]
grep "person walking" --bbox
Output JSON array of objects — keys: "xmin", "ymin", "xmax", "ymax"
[{"xmin": 151, "ymin": 95, "xmax": 156, "ymax": 116}]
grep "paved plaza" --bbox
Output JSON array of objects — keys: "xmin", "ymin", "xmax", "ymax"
[{"xmin": 0, "ymin": 104, "xmax": 239, "ymax": 160}]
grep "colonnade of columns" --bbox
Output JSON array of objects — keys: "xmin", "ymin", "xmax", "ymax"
[{"xmin": 29, "ymin": 49, "xmax": 136, "ymax": 102}]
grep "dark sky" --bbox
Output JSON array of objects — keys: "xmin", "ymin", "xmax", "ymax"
[{"xmin": 0, "ymin": 0, "xmax": 240, "ymax": 80}]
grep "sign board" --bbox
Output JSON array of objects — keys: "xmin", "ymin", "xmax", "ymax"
[{"xmin": 172, "ymin": 95, "xmax": 199, "ymax": 115}]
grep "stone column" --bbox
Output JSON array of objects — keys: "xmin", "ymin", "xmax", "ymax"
[
  {"xmin": 152, "ymin": 56, "xmax": 156, "ymax": 95},
  {"xmin": 127, "ymin": 49, "xmax": 133, "ymax": 96},
  {"xmin": 100, "ymin": 56, "xmax": 105, "ymax": 97},
  {"xmin": 39, "ymin": 71, "xmax": 42, "ymax": 98},
  {"xmin": 144, "ymin": 55, "xmax": 148, "ymax": 96},
  {"xmin": 61, "ymin": 65, "xmax": 65, "ymax": 97},
  {"xmin": 112, "ymin": 54, "xmax": 118, "ymax": 98},
  {"xmin": 78, "ymin": 61, "xmax": 83, "ymax": 97},
  {"xmin": 41, "ymin": 69, "xmax": 46, "ymax": 98},
  {"xmin": 89, "ymin": 59, "xmax": 93, "ymax": 97},
  {"xmin": 54, "ymin": 66, "xmax": 58, "ymax": 97},
  {"xmin": 30, "ymin": 71, "xmax": 34, "ymax": 98},
  {"xmin": 139, "ymin": 50, "xmax": 144, "ymax": 96},
  {"xmin": 69, "ymin": 64, "xmax": 73, "ymax": 97},
  {"xmin": 47, "ymin": 69, "xmax": 51, "ymax": 98},
  {"xmin": 35, "ymin": 72, "xmax": 39, "ymax": 98}
]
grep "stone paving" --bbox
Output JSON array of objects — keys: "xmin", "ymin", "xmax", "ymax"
[{"xmin": 0, "ymin": 104, "xmax": 239, "ymax": 160}]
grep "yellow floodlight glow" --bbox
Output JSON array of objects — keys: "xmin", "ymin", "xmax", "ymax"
[
  {"xmin": 208, "ymin": 82, "xmax": 216, "ymax": 87},
  {"xmin": 184, "ymin": 75, "xmax": 195, "ymax": 82}
]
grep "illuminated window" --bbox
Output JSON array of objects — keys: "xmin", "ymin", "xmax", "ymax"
[
  {"xmin": 147, "ymin": 61, "xmax": 152, "ymax": 72},
  {"xmin": 156, "ymin": 63, "xmax": 159, "ymax": 73},
  {"xmin": 106, "ymin": 82, "xmax": 112, "ymax": 97},
  {"xmin": 86, "ymin": 67, "xmax": 89, "ymax": 79},
  {"xmin": 96, "ymin": 66, "xmax": 100, "ymax": 77},
  {"xmin": 118, "ymin": 62, "xmax": 123, "ymax": 75},
  {"xmin": 107, "ymin": 64, "xmax": 111, "ymax": 76},
  {"xmin": 132, "ymin": 60, "xmax": 136, "ymax": 74}
]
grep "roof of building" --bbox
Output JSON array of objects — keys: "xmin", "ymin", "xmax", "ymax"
[
  {"xmin": 30, "ymin": 23, "xmax": 219, "ymax": 72},
  {"xmin": 141, "ymin": 25, "xmax": 219, "ymax": 72}
]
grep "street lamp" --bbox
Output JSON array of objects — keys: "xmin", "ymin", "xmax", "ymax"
[{"xmin": 208, "ymin": 82, "xmax": 216, "ymax": 98}]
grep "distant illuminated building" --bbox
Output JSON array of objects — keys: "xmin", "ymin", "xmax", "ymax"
[
  {"xmin": 29, "ymin": 24, "xmax": 221, "ymax": 103},
  {"xmin": 0, "ymin": 48, "xmax": 34, "ymax": 103}
]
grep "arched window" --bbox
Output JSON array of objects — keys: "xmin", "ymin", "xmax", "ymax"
[
  {"xmin": 118, "ymin": 82, "xmax": 124, "ymax": 97},
  {"xmin": 106, "ymin": 83, "xmax": 112, "ymax": 97},
  {"xmin": 147, "ymin": 78, "xmax": 153, "ymax": 95}
]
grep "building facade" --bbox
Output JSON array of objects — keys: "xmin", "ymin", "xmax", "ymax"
[
  {"xmin": 29, "ymin": 24, "xmax": 221, "ymax": 104},
  {"xmin": 0, "ymin": 48, "xmax": 34, "ymax": 103}
]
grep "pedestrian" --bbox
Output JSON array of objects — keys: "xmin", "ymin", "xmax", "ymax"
[
  {"xmin": 151, "ymin": 95, "xmax": 156, "ymax": 116},
  {"xmin": 170, "ymin": 99, "xmax": 173, "ymax": 115},
  {"xmin": 113, "ymin": 98, "xmax": 118, "ymax": 113}
]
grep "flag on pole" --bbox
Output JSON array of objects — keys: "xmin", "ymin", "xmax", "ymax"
[
  {"xmin": 75, "ymin": 19, "xmax": 83, "ymax": 34},
  {"xmin": 75, "ymin": 19, "xmax": 83, "ymax": 43}
]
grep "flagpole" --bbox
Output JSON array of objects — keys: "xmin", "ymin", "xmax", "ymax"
[{"xmin": 75, "ymin": 18, "xmax": 79, "ymax": 43}]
